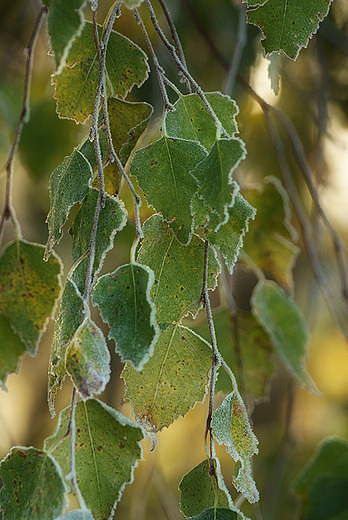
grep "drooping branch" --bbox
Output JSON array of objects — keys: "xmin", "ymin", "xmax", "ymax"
[{"xmin": 0, "ymin": 5, "xmax": 48, "ymax": 245}]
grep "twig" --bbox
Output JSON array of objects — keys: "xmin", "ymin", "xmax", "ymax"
[
  {"xmin": 222, "ymin": 2, "xmax": 247, "ymax": 95},
  {"xmin": 157, "ymin": 0, "xmax": 191, "ymax": 94},
  {"xmin": 264, "ymin": 111, "xmax": 348, "ymax": 342},
  {"xmin": 66, "ymin": 388, "xmax": 88, "ymax": 510},
  {"xmin": 201, "ymin": 240, "xmax": 219, "ymax": 475},
  {"xmin": 0, "ymin": 5, "xmax": 47, "ymax": 245},
  {"xmin": 133, "ymin": 8, "xmax": 174, "ymax": 111},
  {"xmin": 144, "ymin": 0, "xmax": 229, "ymax": 139}
]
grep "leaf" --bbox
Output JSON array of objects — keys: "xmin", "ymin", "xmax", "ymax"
[
  {"xmin": 189, "ymin": 508, "xmax": 238, "ymax": 520},
  {"xmin": 290, "ymin": 437, "xmax": 348, "ymax": 520},
  {"xmin": 53, "ymin": 21, "xmax": 149, "ymax": 123},
  {"xmin": 45, "ymin": 146, "xmax": 94, "ymax": 258},
  {"xmin": 205, "ymin": 193, "xmax": 256, "ymax": 274},
  {"xmin": 0, "ymin": 240, "xmax": 62, "ymax": 355},
  {"xmin": 43, "ymin": 0, "xmax": 87, "ymax": 73},
  {"xmin": 212, "ymin": 392, "xmax": 259, "ymax": 503},
  {"xmin": 69, "ymin": 187, "xmax": 127, "ymax": 293},
  {"xmin": 92, "ymin": 262, "xmax": 159, "ymax": 371},
  {"xmin": 44, "ymin": 399, "xmax": 143, "ymax": 520},
  {"xmin": 192, "ymin": 138, "xmax": 246, "ymax": 232},
  {"xmin": 122, "ymin": 324, "xmax": 212, "ymax": 432},
  {"xmin": 0, "ymin": 447, "xmax": 68, "ymax": 519},
  {"xmin": 130, "ymin": 136, "xmax": 207, "ymax": 245},
  {"xmin": 179, "ymin": 459, "xmax": 230, "ymax": 517},
  {"xmin": 251, "ymin": 279, "xmax": 318, "ymax": 393},
  {"xmin": 242, "ymin": 177, "xmax": 299, "ymax": 288},
  {"xmin": 65, "ymin": 317, "xmax": 110, "ymax": 399},
  {"xmin": 55, "ymin": 510, "xmax": 95, "ymax": 520},
  {"xmin": 164, "ymin": 92, "xmax": 239, "ymax": 151},
  {"xmin": 137, "ymin": 215, "xmax": 221, "ymax": 329},
  {"xmin": 193, "ymin": 310, "xmax": 274, "ymax": 405},
  {"xmin": 0, "ymin": 314, "xmax": 26, "ymax": 390},
  {"xmin": 48, "ymin": 278, "xmax": 85, "ymax": 417},
  {"xmin": 246, "ymin": 0, "xmax": 333, "ymax": 59},
  {"xmin": 107, "ymin": 97, "xmax": 153, "ymax": 164}
]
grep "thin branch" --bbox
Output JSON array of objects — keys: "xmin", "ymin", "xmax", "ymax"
[
  {"xmin": 66, "ymin": 388, "xmax": 88, "ymax": 510},
  {"xmin": 144, "ymin": 0, "xmax": 229, "ymax": 138},
  {"xmin": 264, "ymin": 111, "xmax": 348, "ymax": 342},
  {"xmin": 201, "ymin": 240, "xmax": 219, "ymax": 475},
  {"xmin": 0, "ymin": 5, "xmax": 47, "ymax": 244},
  {"xmin": 157, "ymin": 0, "xmax": 191, "ymax": 93},
  {"xmin": 133, "ymin": 7, "xmax": 174, "ymax": 111},
  {"xmin": 222, "ymin": 2, "xmax": 247, "ymax": 95}
]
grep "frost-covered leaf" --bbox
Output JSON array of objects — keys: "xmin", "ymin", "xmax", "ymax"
[
  {"xmin": 189, "ymin": 508, "xmax": 238, "ymax": 520},
  {"xmin": 192, "ymin": 138, "xmax": 246, "ymax": 232},
  {"xmin": 55, "ymin": 510, "xmax": 94, "ymax": 520},
  {"xmin": 69, "ymin": 187, "xmax": 127, "ymax": 292},
  {"xmin": 137, "ymin": 215, "xmax": 220, "ymax": 329},
  {"xmin": 0, "ymin": 447, "xmax": 68, "ymax": 520},
  {"xmin": 179, "ymin": 459, "xmax": 230, "ymax": 517},
  {"xmin": 108, "ymin": 98, "xmax": 153, "ymax": 164},
  {"xmin": 0, "ymin": 240, "xmax": 62, "ymax": 356},
  {"xmin": 205, "ymin": 193, "xmax": 256, "ymax": 274},
  {"xmin": 246, "ymin": 0, "xmax": 333, "ymax": 59},
  {"xmin": 251, "ymin": 280, "xmax": 318, "ymax": 393},
  {"xmin": 45, "ymin": 147, "xmax": 93, "ymax": 258},
  {"xmin": 164, "ymin": 92, "xmax": 239, "ymax": 151},
  {"xmin": 0, "ymin": 314, "xmax": 26, "ymax": 390},
  {"xmin": 53, "ymin": 21, "xmax": 149, "ymax": 123},
  {"xmin": 92, "ymin": 262, "xmax": 159, "ymax": 371},
  {"xmin": 130, "ymin": 136, "xmax": 206, "ymax": 245},
  {"xmin": 44, "ymin": 399, "xmax": 143, "ymax": 520},
  {"xmin": 65, "ymin": 317, "xmax": 110, "ymax": 399},
  {"xmin": 48, "ymin": 278, "xmax": 85, "ymax": 417},
  {"xmin": 194, "ymin": 310, "xmax": 274, "ymax": 405},
  {"xmin": 122, "ymin": 325, "xmax": 211, "ymax": 432},
  {"xmin": 43, "ymin": 0, "xmax": 86, "ymax": 72},
  {"xmin": 290, "ymin": 437, "xmax": 348, "ymax": 520},
  {"xmin": 242, "ymin": 177, "xmax": 298, "ymax": 288},
  {"xmin": 212, "ymin": 392, "xmax": 259, "ymax": 503}
]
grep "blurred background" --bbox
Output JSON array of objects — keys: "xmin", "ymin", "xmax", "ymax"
[{"xmin": 0, "ymin": 0, "xmax": 348, "ymax": 519}]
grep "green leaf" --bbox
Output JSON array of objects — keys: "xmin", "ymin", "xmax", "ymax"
[
  {"xmin": 43, "ymin": 0, "xmax": 87, "ymax": 72},
  {"xmin": 55, "ymin": 510, "xmax": 94, "ymax": 520},
  {"xmin": 206, "ymin": 193, "xmax": 256, "ymax": 274},
  {"xmin": 0, "ymin": 447, "xmax": 68, "ymax": 519},
  {"xmin": 92, "ymin": 262, "xmax": 159, "ymax": 370},
  {"xmin": 0, "ymin": 240, "xmax": 62, "ymax": 355},
  {"xmin": 122, "ymin": 324, "xmax": 212, "ymax": 432},
  {"xmin": 189, "ymin": 508, "xmax": 238, "ymax": 520},
  {"xmin": 45, "ymin": 146, "xmax": 94, "ymax": 258},
  {"xmin": 65, "ymin": 317, "xmax": 110, "ymax": 399},
  {"xmin": 123, "ymin": 0, "xmax": 144, "ymax": 7},
  {"xmin": 212, "ymin": 392, "xmax": 259, "ymax": 503},
  {"xmin": 130, "ymin": 136, "xmax": 207, "ymax": 245},
  {"xmin": 246, "ymin": 0, "xmax": 333, "ymax": 59},
  {"xmin": 179, "ymin": 459, "xmax": 230, "ymax": 517},
  {"xmin": 108, "ymin": 97, "xmax": 153, "ymax": 164},
  {"xmin": 0, "ymin": 314, "xmax": 26, "ymax": 390},
  {"xmin": 48, "ymin": 278, "xmax": 85, "ymax": 417},
  {"xmin": 193, "ymin": 310, "xmax": 274, "ymax": 404},
  {"xmin": 290, "ymin": 437, "xmax": 348, "ymax": 520},
  {"xmin": 192, "ymin": 138, "xmax": 246, "ymax": 232},
  {"xmin": 242, "ymin": 177, "xmax": 299, "ymax": 288},
  {"xmin": 69, "ymin": 187, "xmax": 127, "ymax": 293},
  {"xmin": 251, "ymin": 280, "xmax": 318, "ymax": 393},
  {"xmin": 44, "ymin": 399, "xmax": 143, "ymax": 520},
  {"xmin": 164, "ymin": 92, "xmax": 239, "ymax": 151},
  {"xmin": 137, "ymin": 215, "xmax": 221, "ymax": 329},
  {"xmin": 53, "ymin": 21, "xmax": 149, "ymax": 123}
]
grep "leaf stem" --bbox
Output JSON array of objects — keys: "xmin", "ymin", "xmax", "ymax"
[
  {"xmin": 144, "ymin": 0, "xmax": 229, "ymax": 139},
  {"xmin": 222, "ymin": 2, "xmax": 247, "ymax": 95},
  {"xmin": 201, "ymin": 239, "xmax": 218, "ymax": 475},
  {"xmin": 0, "ymin": 5, "xmax": 47, "ymax": 246}
]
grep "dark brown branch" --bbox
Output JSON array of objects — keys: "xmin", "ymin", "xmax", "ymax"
[{"xmin": 0, "ymin": 5, "xmax": 48, "ymax": 244}]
